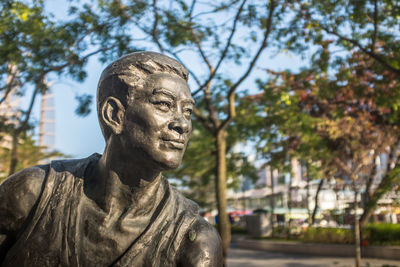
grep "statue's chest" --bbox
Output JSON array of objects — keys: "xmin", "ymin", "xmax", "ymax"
[
  {"xmin": 3, "ymin": 172, "xmax": 190, "ymax": 267},
  {"xmin": 76, "ymin": 199, "xmax": 156, "ymax": 266}
]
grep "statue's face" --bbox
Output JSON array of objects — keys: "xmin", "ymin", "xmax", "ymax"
[{"xmin": 121, "ymin": 73, "xmax": 194, "ymax": 170}]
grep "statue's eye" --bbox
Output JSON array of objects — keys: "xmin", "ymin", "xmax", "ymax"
[
  {"xmin": 183, "ymin": 108, "xmax": 192, "ymax": 118},
  {"xmin": 154, "ymin": 101, "xmax": 171, "ymax": 111}
]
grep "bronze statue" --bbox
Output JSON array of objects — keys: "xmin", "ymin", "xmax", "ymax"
[{"xmin": 0, "ymin": 52, "xmax": 222, "ymax": 266}]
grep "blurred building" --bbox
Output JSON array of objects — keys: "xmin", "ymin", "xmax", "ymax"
[
  {"xmin": 39, "ymin": 87, "xmax": 56, "ymax": 163},
  {"xmin": 227, "ymin": 157, "xmax": 400, "ymax": 225}
]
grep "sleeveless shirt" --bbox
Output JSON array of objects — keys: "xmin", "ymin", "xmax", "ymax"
[{"xmin": 2, "ymin": 154, "xmax": 200, "ymax": 266}]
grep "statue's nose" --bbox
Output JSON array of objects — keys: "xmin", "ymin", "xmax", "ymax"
[{"xmin": 168, "ymin": 116, "xmax": 190, "ymax": 134}]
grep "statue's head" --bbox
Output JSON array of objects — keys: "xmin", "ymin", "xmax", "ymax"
[{"xmin": 97, "ymin": 52, "xmax": 194, "ymax": 170}]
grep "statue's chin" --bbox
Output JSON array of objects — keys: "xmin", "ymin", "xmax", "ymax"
[
  {"xmin": 154, "ymin": 156, "xmax": 182, "ymax": 171},
  {"xmin": 159, "ymin": 161, "xmax": 180, "ymax": 171}
]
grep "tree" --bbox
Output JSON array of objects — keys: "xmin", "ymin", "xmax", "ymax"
[
  {"xmin": 282, "ymin": 0, "xmax": 400, "ymax": 77},
  {"xmin": 258, "ymin": 49, "xmax": 400, "ymax": 266},
  {"xmin": 0, "ymin": 0, "xmax": 146, "ymax": 175},
  {"xmin": 254, "ymin": 68, "xmax": 334, "ymax": 225},
  {"xmin": 270, "ymin": 2, "xmax": 400, "ymax": 264},
  {"xmin": 95, "ymin": 0, "xmax": 286, "ymax": 257}
]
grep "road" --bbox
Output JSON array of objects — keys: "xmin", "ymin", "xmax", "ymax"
[{"xmin": 227, "ymin": 247, "xmax": 399, "ymax": 267}]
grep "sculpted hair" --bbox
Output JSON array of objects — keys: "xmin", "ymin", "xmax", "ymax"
[{"xmin": 97, "ymin": 51, "xmax": 189, "ymax": 139}]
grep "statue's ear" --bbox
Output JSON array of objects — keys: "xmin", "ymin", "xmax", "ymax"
[{"xmin": 101, "ymin": 96, "xmax": 125, "ymax": 135}]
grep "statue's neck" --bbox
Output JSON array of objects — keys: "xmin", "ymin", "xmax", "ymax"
[
  {"xmin": 102, "ymin": 135, "xmax": 163, "ymax": 186},
  {"xmin": 85, "ymin": 149, "xmax": 163, "ymax": 214}
]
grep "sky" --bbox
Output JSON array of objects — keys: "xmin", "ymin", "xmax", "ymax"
[
  {"xmin": 51, "ymin": 57, "xmax": 105, "ymax": 158},
  {"xmin": 29, "ymin": 0, "xmax": 107, "ymax": 158},
  {"xmin": 28, "ymin": 0, "xmax": 306, "ymax": 159}
]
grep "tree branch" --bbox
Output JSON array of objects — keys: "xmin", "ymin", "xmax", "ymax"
[
  {"xmin": 193, "ymin": 107, "xmax": 214, "ymax": 132},
  {"xmin": 164, "ymin": 48, "xmax": 202, "ymax": 86},
  {"xmin": 189, "ymin": 26, "xmax": 213, "ymax": 71},
  {"xmin": 151, "ymin": 0, "xmax": 164, "ymax": 53},
  {"xmin": 203, "ymin": 84, "xmax": 219, "ymax": 129},
  {"xmin": 334, "ymin": 157, "xmax": 359, "ymax": 181},
  {"xmin": 365, "ymin": 155, "xmax": 378, "ymax": 200},
  {"xmin": 190, "ymin": 0, "xmax": 242, "ymax": 20},
  {"xmin": 0, "ymin": 84, "xmax": 14, "ymax": 106},
  {"xmin": 18, "ymin": 75, "xmax": 45, "ymax": 134},
  {"xmin": 142, "ymin": 6, "xmax": 203, "ymax": 87},
  {"xmin": 0, "ymin": 65, "xmax": 19, "ymax": 105},
  {"xmin": 371, "ymin": 0, "xmax": 378, "ymax": 53},
  {"xmin": 219, "ymin": 0, "xmax": 277, "ymax": 131},
  {"xmin": 359, "ymin": 152, "xmax": 400, "ymax": 227},
  {"xmin": 45, "ymin": 45, "xmax": 118, "ymax": 73},
  {"xmin": 189, "ymin": 0, "xmax": 197, "ymax": 19},
  {"xmin": 320, "ymin": 25, "xmax": 400, "ymax": 76},
  {"xmin": 192, "ymin": 0, "xmax": 248, "ymax": 97},
  {"xmin": 17, "ymin": 45, "xmax": 116, "ymax": 135}
]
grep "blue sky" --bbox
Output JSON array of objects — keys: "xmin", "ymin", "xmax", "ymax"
[{"xmin": 30, "ymin": 0, "xmax": 306, "ymax": 159}]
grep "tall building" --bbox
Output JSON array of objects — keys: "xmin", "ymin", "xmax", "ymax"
[{"xmin": 39, "ymin": 87, "xmax": 56, "ymax": 155}]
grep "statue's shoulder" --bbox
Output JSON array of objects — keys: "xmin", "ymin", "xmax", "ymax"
[
  {"xmin": 168, "ymin": 184, "xmax": 200, "ymax": 216},
  {"xmin": 166, "ymin": 183, "xmax": 223, "ymax": 266},
  {"xmin": 0, "ymin": 165, "xmax": 49, "ymax": 234},
  {"xmin": 0, "ymin": 154, "xmax": 99, "ymax": 235},
  {"xmin": 177, "ymin": 214, "xmax": 223, "ymax": 266},
  {"xmin": 50, "ymin": 153, "xmax": 100, "ymax": 177}
]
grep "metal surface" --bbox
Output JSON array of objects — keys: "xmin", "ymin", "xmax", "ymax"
[{"xmin": 0, "ymin": 52, "xmax": 222, "ymax": 266}]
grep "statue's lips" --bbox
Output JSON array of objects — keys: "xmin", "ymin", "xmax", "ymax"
[{"xmin": 162, "ymin": 139, "xmax": 185, "ymax": 150}]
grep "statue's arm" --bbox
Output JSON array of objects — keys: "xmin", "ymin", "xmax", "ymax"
[
  {"xmin": 177, "ymin": 218, "xmax": 223, "ymax": 267},
  {"xmin": 0, "ymin": 166, "xmax": 47, "ymax": 262}
]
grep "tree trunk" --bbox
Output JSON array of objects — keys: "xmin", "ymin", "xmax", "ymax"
[
  {"xmin": 269, "ymin": 167, "xmax": 275, "ymax": 232},
  {"xmin": 306, "ymin": 171, "xmax": 312, "ymax": 225},
  {"xmin": 311, "ymin": 179, "xmax": 324, "ymax": 225},
  {"xmin": 215, "ymin": 130, "xmax": 230, "ymax": 261},
  {"xmin": 359, "ymin": 199, "xmax": 376, "ymax": 228},
  {"xmin": 359, "ymin": 164, "xmax": 400, "ymax": 227},
  {"xmin": 7, "ymin": 77, "xmax": 43, "ymax": 176},
  {"xmin": 354, "ymin": 190, "xmax": 361, "ymax": 267},
  {"xmin": 8, "ymin": 131, "xmax": 20, "ymax": 176},
  {"xmin": 242, "ymin": 179, "xmax": 246, "ymax": 212},
  {"xmin": 287, "ymin": 173, "xmax": 292, "ymax": 237}
]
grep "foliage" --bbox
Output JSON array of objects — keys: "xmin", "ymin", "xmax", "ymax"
[
  {"xmin": 0, "ymin": 0, "xmax": 142, "ymax": 116},
  {"xmin": 268, "ymin": 0, "xmax": 400, "ymax": 188},
  {"xmin": 257, "ymin": 225, "xmax": 400, "ymax": 246},
  {"xmin": 0, "ymin": 131, "xmax": 65, "ymax": 182},
  {"xmin": 0, "ymin": 0, "xmax": 147, "ymax": 175},
  {"xmin": 258, "ymin": 42, "xmax": 400, "ymax": 227},
  {"xmin": 300, "ymin": 224, "xmax": 400, "ymax": 245},
  {"xmin": 281, "ymin": 0, "xmax": 400, "ymax": 75},
  {"xmin": 258, "ymin": 226, "xmax": 354, "ymax": 244},
  {"xmin": 302, "ymin": 227, "xmax": 354, "ymax": 244},
  {"xmin": 264, "ymin": 0, "xmax": 400, "ymax": 186},
  {"xmin": 259, "ymin": 2, "xmax": 400, "ymax": 264},
  {"xmin": 261, "ymin": 50, "xmax": 400, "ymax": 163},
  {"xmin": 364, "ymin": 223, "xmax": 400, "ymax": 246},
  {"xmin": 230, "ymin": 224, "xmax": 247, "ymax": 235},
  {"xmin": 269, "ymin": 225, "xmax": 302, "ymax": 239}
]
